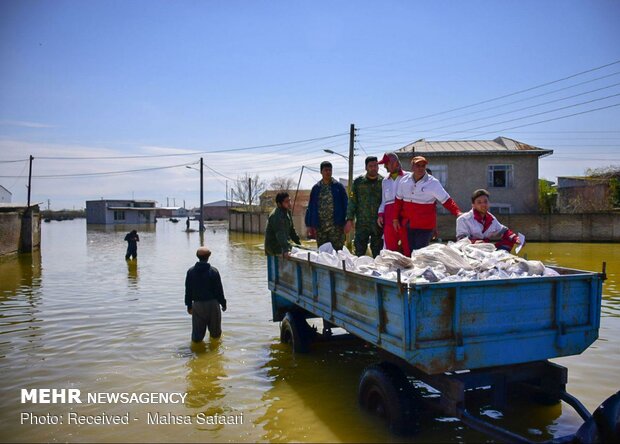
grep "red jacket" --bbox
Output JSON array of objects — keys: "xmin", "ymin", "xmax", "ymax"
[{"xmin": 394, "ymin": 173, "xmax": 460, "ymax": 229}]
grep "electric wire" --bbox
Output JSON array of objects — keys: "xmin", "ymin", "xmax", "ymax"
[
  {"xmin": 360, "ymin": 59, "xmax": 620, "ymax": 130},
  {"xmin": 361, "ymin": 71, "xmax": 620, "ymax": 135},
  {"xmin": 0, "ymin": 161, "xmax": 196, "ymax": 179}
]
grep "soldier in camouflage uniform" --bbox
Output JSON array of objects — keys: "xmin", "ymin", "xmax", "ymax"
[
  {"xmin": 345, "ymin": 156, "xmax": 384, "ymax": 257},
  {"xmin": 305, "ymin": 161, "xmax": 348, "ymax": 250}
]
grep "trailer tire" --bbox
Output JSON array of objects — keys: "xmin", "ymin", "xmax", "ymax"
[
  {"xmin": 575, "ymin": 391, "xmax": 620, "ymax": 444},
  {"xmin": 592, "ymin": 391, "xmax": 620, "ymax": 443},
  {"xmin": 280, "ymin": 312, "xmax": 311, "ymax": 353},
  {"xmin": 358, "ymin": 362, "xmax": 416, "ymax": 435}
]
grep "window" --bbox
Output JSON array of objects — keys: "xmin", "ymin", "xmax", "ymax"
[
  {"xmin": 428, "ymin": 164, "xmax": 447, "ymax": 187},
  {"xmin": 488, "ymin": 165, "xmax": 513, "ymax": 188},
  {"xmin": 114, "ymin": 210, "xmax": 125, "ymax": 220},
  {"xmin": 490, "ymin": 205, "xmax": 511, "ymax": 215},
  {"xmin": 428, "ymin": 165, "xmax": 449, "ymax": 214}
]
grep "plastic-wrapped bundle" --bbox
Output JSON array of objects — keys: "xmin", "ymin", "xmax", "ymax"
[{"xmin": 289, "ymin": 239, "xmax": 555, "ymax": 284}]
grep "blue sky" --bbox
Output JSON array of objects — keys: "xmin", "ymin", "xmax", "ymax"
[{"xmin": 1, "ymin": 0, "xmax": 619, "ymax": 209}]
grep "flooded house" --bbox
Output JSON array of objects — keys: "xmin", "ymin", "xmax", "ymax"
[{"xmin": 85, "ymin": 199, "xmax": 157, "ymax": 225}]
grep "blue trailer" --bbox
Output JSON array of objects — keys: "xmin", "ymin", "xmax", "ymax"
[{"xmin": 267, "ymin": 254, "xmax": 619, "ymax": 443}]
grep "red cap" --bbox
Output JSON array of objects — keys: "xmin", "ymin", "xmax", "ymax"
[{"xmin": 378, "ymin": 152, "xmax": 399, "ymax": 164}]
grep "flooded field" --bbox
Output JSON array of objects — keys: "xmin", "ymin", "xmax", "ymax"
[{"xmin": 0, "ymin": 219, "xmax": 618, "ymax": 443}]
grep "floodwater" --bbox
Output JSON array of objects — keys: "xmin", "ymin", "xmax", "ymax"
[{"xmin": 0, "ymin": 219, "xmax": 618, "ymax": 443}]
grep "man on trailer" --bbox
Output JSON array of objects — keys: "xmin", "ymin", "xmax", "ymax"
[
  {"xmin": 305, "ymin": 161, "xmax": 348, "ymax": 250},
  {"xmin": 345, "ymin": 156, "xmax": 384, "ymax": 257},
  {"xmin": 456, "ymin": 188, "xmax": 521, "ymax": 251},
  {"xmin": 393, "ymin": 156, "xmax": 462, "ymax": 254},
  {"xmin": 377, "ymin": 152, "xmax": 409, "ymax": 255}
]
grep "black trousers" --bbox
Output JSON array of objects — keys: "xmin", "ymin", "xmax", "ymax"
[{"xmin": 191, "ymin": 300, "xmax": 222, "ymax": 341}]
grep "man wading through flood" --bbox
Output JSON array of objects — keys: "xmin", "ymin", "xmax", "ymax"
[
  {"xmin": 185, "ymin": 247, "xmax": 227, "ymax": 341},
  {"xmin": 124, "ymin": 230, "xmax": 139, "ymax": 260}
]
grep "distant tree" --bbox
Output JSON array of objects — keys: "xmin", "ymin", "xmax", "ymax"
[
  {"xmin": 269, "ymin": 176, "xmax": 296, "ymax": 192},
  {"xmin": 538, "ymin": 179, "xmax": 557, "ymax": 214},
  {"xmin": 230, "ymin": 173, "xmax": 266, "ymax": 211},
  {"xmin": 585, "ymin": 165, "xmax": 620, "ymax": 179},
  {"xmin": 585, "ymin": 166, "xmax": 620, "ymax": 208}
]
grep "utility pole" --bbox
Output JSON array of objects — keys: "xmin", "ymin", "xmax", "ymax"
[
  {"xmin": 346, "ymin": 125, "xmax": 355, "ymax": 251},
  {"xmin": 347, "ymin": 124, "xmax": 355, "ymax": 195},
  {"xmin": 27, "ymin": 155, "xmax": 33, "ymax": 208},
  {"xmin": 248, "ymin": 177, "xmax": 252, "ymax": 208},
  {"xmin": 200, "ymin": 157, "xmax": 205, "ymax": 232}
]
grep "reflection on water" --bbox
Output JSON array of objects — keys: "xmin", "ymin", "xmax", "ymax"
[
  {"xmin": 127, "ymin": 259, "xmax": 139, "ymax": 290},
  {"xmin": 0, "ymin": 220, "xmax": 618, "ymax": 443}
]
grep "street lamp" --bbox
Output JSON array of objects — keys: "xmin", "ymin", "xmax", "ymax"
[
  {"xmin": 323, "ymin": 149, "xmax": 348, "ymax": 161},
  {"xmin": 323, "ymin": 149, "xmax": 353, "ymax": 195},
  {"xmin": 186, "ymin": 158, "xmax": 205, "ymax": 232}
]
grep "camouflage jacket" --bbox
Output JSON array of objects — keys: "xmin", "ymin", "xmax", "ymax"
[
  {"xmin": 346, "ymin": 174, "xmax": 384, "ymax": 226},
  {"xmin": 264, "ymin": 207, "xmax": 301, "ymax": 255}
]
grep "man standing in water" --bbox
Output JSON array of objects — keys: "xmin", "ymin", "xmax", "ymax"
[
  {"xmin": 185, "ymin": 247, "xmax": 227, "ymax": 341},
  {"xmin": 265, "ymin": 192, "xmax": 301, "ymax": 257},
  {"xmin": 124, "ymin": 229, "xmax": 139, "ymax": 260}
]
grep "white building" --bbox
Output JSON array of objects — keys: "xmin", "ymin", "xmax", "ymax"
[{"xmin": 0, "ymin": 185, "xmax": 12, "ymax": 203}]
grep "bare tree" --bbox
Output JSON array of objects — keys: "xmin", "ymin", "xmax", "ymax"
[
  {"xmin": 231, "ymin": 173, "xmax": 266, "ymax": 210},
  {"xmin": 269, "ymin": 175, "xmax": 296, "ymax": 192},
  {"xmin": 585, "ymin": 165, "xmax": 620, "ymax": 179}
]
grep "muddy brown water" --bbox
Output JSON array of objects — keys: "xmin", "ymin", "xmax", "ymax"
[{"xmin": 0, "ymin": 219, "xmax": 618, "ymax": 442}]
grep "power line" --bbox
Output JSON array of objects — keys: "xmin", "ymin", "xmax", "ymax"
[
  {"xmin": 415, "ymin": 82, "xmax": 620, "ymax": 136},
  {"xmin": 28, "ymin": 132, "xmax": 349, "ymax": 161},
  {"xmin": 427, "ymin": 92, "xmax": 620, "ymax": 139},
  {"xmin": 360, "ymin": 59, "xmax": 620, "ymax": 130},
  {"xmin": 0, "ymin": 161, "xmax": 195, "ymax": 179},
  {"xmin": 467, "ymin": 102, "xmax": 620, "ymax": 139},
  {"xmin": 361, "ymin": 71, "xmax": 620, "ymax": 136},
  {"xmin": 0, "ymin": 158, "xmax": 29, "ymax": 163}
]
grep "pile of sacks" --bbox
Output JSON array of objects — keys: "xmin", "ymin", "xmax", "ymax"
[{"xmin": 289, "ymin": 239, "xmax": 559, "ymax": 284}]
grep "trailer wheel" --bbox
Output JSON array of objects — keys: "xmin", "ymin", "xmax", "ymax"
[
  {"xmin": 576, "ymin": 391, "xmax": 620, "ymax": 444},
  {"xmin": 358, "ymin": 362, "xmax": 416, "ymax": 435},
  {"xmin": 280, "ymin": 312, "xmax": 311, "ymax": 353}
]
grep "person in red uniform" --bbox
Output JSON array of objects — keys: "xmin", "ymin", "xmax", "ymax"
[
  {"xmin": 377, "ymin": 152, "xmax": 409, "ymax": 254},
  {"xmin": 393, "ymin": 156, "xmax": 462, "ymax": 254}
]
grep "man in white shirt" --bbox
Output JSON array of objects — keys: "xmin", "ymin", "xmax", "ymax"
[
  {"xmin": 393, "ymin": 156, "xmax": 462, "ymax": 254},
  {"xmin": 377, "ymin": 152, "xmax": 409, "ymax": 255}
]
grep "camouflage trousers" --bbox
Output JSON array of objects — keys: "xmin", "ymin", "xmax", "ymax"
[
  {"xmin": 317, "ymin": 225, "xmax": 345, "ymax": 251},
  {"xmin": 354, "ymin": 223, "xmax": 383, "ymax": 258}
]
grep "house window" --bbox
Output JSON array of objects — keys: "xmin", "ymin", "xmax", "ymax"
[
  {"xmin": 428, "ymin": 165, "xmax": 449, "ymax": 214},
  {"xmin": 488, "ymin": 165, "xmax": 513, "ymax": 188},
  {"xmin": 114, "ymin": 210, "xmax": 125, "ymax": 220},
  {"xmin": 428, "ymin": 164, "xmax": 447, "ymax": 187},
  {"xmin": 490, "ymin": 204, "xmax": 511, "ymax": 215}
]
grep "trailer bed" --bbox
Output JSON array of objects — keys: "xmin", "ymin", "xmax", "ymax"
[{"xmin": 268, "ymin": 255, "xmax": 604, "ymax": 374}]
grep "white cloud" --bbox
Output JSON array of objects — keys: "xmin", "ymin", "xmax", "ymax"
[{"xmin": 0, "ymin": 120, "xmax": 56, "ymax": 129}]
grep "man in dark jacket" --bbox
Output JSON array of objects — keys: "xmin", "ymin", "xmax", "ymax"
[
  {"xmin": 265, "ymin": 192, "xmax": 301, "ymax": 257},
  {"xmin": 305, "ymin": 161, "xmax": 348, "ymax": 250},
  {"xmin": 124, "ymin": 230, "xmax": 139, "ymax": 260},
  {"xmin": 185, "ymin": 247, "xmax": 227, "ymax": 341}
]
